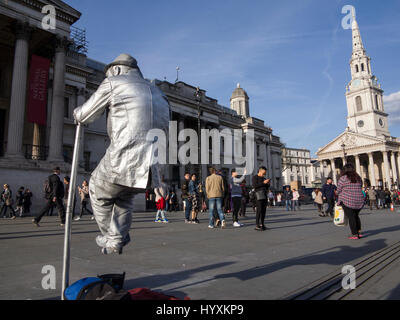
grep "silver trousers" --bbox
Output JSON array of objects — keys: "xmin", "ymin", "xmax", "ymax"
[{"xmin": 89, "ymin": 175, "xmax": 136, "ymax": 249}]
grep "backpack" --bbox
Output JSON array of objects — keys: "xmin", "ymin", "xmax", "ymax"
[
  {"xmin": 64, "ymin": 273, "xmax": 128, "ymax": 300},
  {"xmin": 44, "ymin": 180, "xmax": 52, "ymax": 199}
]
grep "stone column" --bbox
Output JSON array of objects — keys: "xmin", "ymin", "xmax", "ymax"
[
  {"xmin": 390, "ymin": 151, "xmax": 398, "ymax": 186},
  {"xmin": 32, "ymin": 123, "xmax": 41, "ymax": 160},
  {"xmin": 368, "ymin": 153, "xmax": 376, "ymax": 187},
  {"xmin": 330, "ymin": 159, "xmax": 337, "ymax": 185},
  {"xmin": 48, "ymin": 37, "xmax": 69, "ymax": 162},
  {"xmin": 5, "ymin": 22, "xmax": 31, "ymax": 159},
  {"xmin": 76, "ymin": 88, "xmax": 87, "ymax": 165},
  {"xmin": 319, "ymin": 161, "xmax": 325, "ymax": 183},
  {"xmin": 355, "ymin": 154, "xmax": 361, "ymax": 176},
  {"xmin": 383, "ymin": 151, "xmax": 391, "ymax": 188}
]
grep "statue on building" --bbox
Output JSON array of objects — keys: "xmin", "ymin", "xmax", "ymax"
[{"xmin": 73, "ymin": 53, "xmax": 170, "ymax": 254}]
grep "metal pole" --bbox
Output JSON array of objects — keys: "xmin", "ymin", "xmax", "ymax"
[{"xmin": 61, "ymin": 123, "xmax": 82, "ymax": 299}]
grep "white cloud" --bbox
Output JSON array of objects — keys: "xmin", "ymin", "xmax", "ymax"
[{"xmin": 384, "ymin": 91, "xmax": 400, "ymax": 124}]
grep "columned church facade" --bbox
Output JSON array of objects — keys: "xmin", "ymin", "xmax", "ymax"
[{"xmin": 317, "ymin": 13, "xmax": 400, "ymax": 189}]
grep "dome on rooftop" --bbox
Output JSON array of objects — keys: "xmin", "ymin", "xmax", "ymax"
[{"xmin": 231, "ymin": 83, "xmax": 249, "ymax": 100}]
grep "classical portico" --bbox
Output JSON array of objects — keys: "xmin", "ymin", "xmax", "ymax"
[{"xmin": 318, "ymin": 131, "xmax": 400, "ymax": 188}]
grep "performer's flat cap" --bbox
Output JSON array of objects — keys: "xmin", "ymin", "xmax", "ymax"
[{"xmin": 105, "ymin": 53, "xmax": 138, "ymax": 72}]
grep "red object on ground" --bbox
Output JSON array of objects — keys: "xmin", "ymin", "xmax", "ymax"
[{"xmin": 128, "ymin": 288, "xmax": 190, "ymax": 300}]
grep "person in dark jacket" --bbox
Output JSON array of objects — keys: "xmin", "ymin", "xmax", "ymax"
[
  {"xmin": 283, "ymin": 187, "xmax": 293, "ymax": 211},
  {"xmin": 15, "ymin": 187, "xmax": 25, "ymax": 217},
  {"xmin": 23, "ymin": 188, "xmax": 33, "ymax": 215},
  {"xmin": 321, "ymin": 177, "xmax": 337, "ymax": 218},
  {"xmin": 252, "ymin": 166, "xmax": 270, "ymax": 231},
  {"xmin": 181, "ymin": 173, "xmax": 192, "ymax": 223},
  {"xmin": 32, "ymin": 167, "xmax": 66, "ymax": 227}
]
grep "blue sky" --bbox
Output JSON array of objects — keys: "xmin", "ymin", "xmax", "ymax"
[{"xmin": 66, "ymin": 0, "xmax": 400, "ymax": 156}]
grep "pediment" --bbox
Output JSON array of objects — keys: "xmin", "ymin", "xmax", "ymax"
[{"xmin": 317, "ymin": 131, "xmax": 384, "ymax": 156}]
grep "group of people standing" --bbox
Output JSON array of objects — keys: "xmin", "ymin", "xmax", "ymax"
[
  {"xmin": 0, "ymin": 185, "xmax": 33, "ymax": 219},
  {"xmin": 365, "ymin": 187, "xmax": 395, "ymax": 210}
]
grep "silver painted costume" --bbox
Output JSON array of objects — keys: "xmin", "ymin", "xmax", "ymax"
[{"xmin": 73, "ymin": 54, "xmax": 169, "ymax": 252}]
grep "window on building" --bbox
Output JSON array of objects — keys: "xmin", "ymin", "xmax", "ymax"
[
  {"xmin": 256, "ymin": 145, "xmax": 260, "ymax": 157},
  {"xmin": 361, "ymin": 63, "xmax": 365, "ymax": 72},
  {"xmin": 355, "ymin": 65, "xmax": 359, "ymax": 73},
  {"xmin": 64, "ymin": 97, "xmax": 70, "ymax": 118},
  {"xmin": 375, "ymin": 95, "xmax": 379, "ymax": 110},
  {"xmin": 355, "ymin": 96, "xmax": 362, "ymax": 112}
]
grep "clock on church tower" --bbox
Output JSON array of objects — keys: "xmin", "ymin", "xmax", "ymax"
[{"xmin": 345, "ymin": 12, "xmax": 390, "ymax": 138}]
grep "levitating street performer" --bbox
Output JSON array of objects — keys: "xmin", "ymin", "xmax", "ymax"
[{"xmin": 73, "ymin": 54, "xmax": 170, "ymax": 255}]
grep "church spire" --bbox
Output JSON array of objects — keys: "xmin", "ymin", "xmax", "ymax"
[
  {"xmin": 351, "ymin": 11, "xmax": 366, "ymax": 60},
  {"xmin": 349, "ymin": 12, "xmax": 372, "ymax": 79}
]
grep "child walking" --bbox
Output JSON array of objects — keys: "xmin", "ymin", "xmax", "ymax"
[{"xmin": 154, "ymin": 179, "xmax": 169, "ymax": 224}]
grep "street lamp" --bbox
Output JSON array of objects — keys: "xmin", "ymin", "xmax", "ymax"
[{"xmin": 194, "ymin": 87, "xmax": 202, "ymax": 183}]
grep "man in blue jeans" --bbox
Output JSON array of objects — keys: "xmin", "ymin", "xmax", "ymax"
[
  {"xmin": 205, "ymin": 167, "xmax": 226, "ymax": 229},
  {"xmin": 181, "ymin": 173, "xmax": 192, "ymax": 223},
  {"xmin": 283, "ymin": 187, "xmax": 293, "ymax": 211}
]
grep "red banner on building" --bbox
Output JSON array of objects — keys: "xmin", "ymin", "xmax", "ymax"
[{"xmin": 27, "ymin": 55, "xmax": 50, "ymax": 125}]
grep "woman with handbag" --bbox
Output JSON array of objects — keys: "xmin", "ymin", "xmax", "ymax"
[
  {"xmin": 252, "ymin": 167, "xmax": 270, "ymax": 231},
  {"xmin": 337, "ymin": 164, "xmax": 365, "ymax": 240}
]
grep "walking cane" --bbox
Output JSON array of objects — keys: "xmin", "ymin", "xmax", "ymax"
[{"xmin": 61, "ymin": 123, "xmax": 82, "ymax": 300}]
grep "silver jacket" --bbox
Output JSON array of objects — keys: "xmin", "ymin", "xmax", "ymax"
[{"xmin": 74, "ymin": 69, "xmax": 170, "ymax": 189}]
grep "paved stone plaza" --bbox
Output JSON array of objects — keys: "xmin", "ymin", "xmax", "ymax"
[{"xmin": 1, "ymin": 205, "xmax": 400, "ymax": 300}]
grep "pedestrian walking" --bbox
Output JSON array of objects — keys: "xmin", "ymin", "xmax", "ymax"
[
  {"xmin": 15, "ymin": 187, "xmax": 25, "ymax": 217},
  {"xmin": 276, "ymin": 192, "xmax": 282, "ymax": 207},
  {"xmin": 368, "ymin": 187, "xmax": 378, "ymax": 210},
  {"xmin": 384, "ymin": 188, "xmax": 392, "ymax": 209},
  {"xmin": 283, "ymin": 187, "xmax": 293, "ymax": 211},
  {"xmin": 0, "ymin": 184, "xmax": 16, "ymax": 219},
  {"xmin": 169, "ymin": 190, "xmax": 178, "ymax": 212},
  {"xmin": 205, "ymin": 167, "xmax": 226, "ymax": 229},
  {"xmin": 188, "ymin": 174, "xmax": 200, "ymax": 224},
  {"xmin": 23, "ymin": 188, "xmax": 33, "ymax": 215},
  {"xmin": 292, "ymin": 189, "xmax": 300, "ymax": 211},
  {"xmin": 322, "ymin": 177, "xmax": 337, "ymax": 218},
  {"xmin": 181, "ymin": 172, "xmax": 192, "ymax": 223},
  {"xmin": 32, "ymin": 167, "xmax": 66, "ymax": 227},
  {"xmin": 76, "ymin": 180, "xmax": 94, "ymax": 220},
  {"xmin": 154, "ymin": 178, "xmax": 169, "ymax": 223},
  {"xmin": 314, "ymin": 189, "xmax": 324, "ymax": 214},
  {"xmin": 337, "ymin": 164, "xmax": 365, "ymax": 240},
  {"xmin": 230, "ymin": 169, "xmax": 247, "ymax": 227},
  {"xmin": 252, "ymin": 166, "xmax": 270, "ymax": 231},
  {"xmin": 268, "ymin": 190, "xmax": 275, "ymax": 208},
  {"xmin": 377, "ymin": 188, "xmax": 386, "ymax": 208}
]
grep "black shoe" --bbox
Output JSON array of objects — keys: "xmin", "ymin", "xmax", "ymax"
[
  {"xmin": 261, "ymin": 226, "xmax": 267, "ymax": 231},
  {"xmin": 255, "ymin": 226, "xmax": 262, "ymax": 231},
  {"xmin": 32, "ymin": 219, "xmax": 40, "ymax": 227}
]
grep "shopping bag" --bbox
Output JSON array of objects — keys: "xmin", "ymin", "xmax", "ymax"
[{"xmin": 334, "ymin": 205, "xmax": 348, "ymax": 226}]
